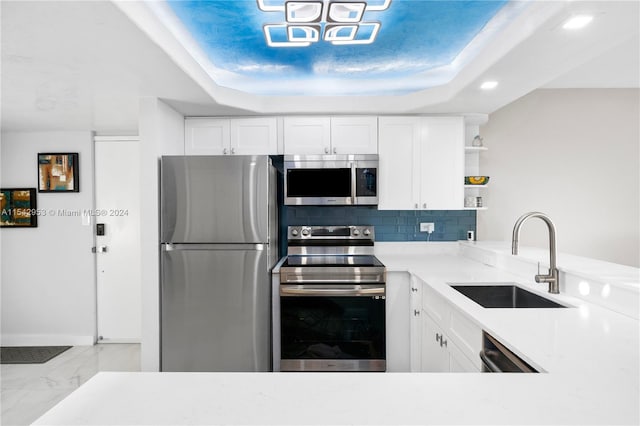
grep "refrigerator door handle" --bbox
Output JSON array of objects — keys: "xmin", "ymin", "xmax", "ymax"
[{"xmin": 162, "ymin": 243, "xmax": 265, "ymax": 251}]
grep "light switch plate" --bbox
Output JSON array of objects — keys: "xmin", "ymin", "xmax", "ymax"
[{"xmin": 420, "ymin": 222, "xmax": 435, "ymax": 233}]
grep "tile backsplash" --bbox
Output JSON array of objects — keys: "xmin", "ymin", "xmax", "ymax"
[{"xmin": 280, "ymin": 205, "xmax": 476, "ymax": 255}]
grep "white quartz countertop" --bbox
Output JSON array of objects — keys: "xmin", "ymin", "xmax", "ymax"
[{"xmin": 34, "ymin": 242, "xmax": 640, "ymax": 425}]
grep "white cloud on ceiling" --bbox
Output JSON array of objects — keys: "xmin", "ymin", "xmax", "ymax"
[
  {"xmin": 232, "ymin": 63, "xmax": 294, "ymax": 74},
  {"xmin": 312, "ymin": 59, "xmax": 437, "ymax": 75}
]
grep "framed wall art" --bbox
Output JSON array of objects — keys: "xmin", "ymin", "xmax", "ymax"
[
  {"xmin": 38, "ymin": 153, "xmax": 79, "ymax": 192},
  {"xmin": 0, "ymin": 188, "xmax": 38, "ymax": 228}
]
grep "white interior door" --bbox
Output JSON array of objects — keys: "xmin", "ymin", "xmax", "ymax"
[{"xmin": 94, "ymin": 137, "xmax": 141, "ymax": 342}]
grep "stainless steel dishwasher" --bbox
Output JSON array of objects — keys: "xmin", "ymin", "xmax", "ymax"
[{"xmin": 479, "ymin": 331, "xmax": 538, "ymax": 373}]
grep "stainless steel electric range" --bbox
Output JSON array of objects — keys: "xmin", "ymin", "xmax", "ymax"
[{"xmin": 275, "ymin": 225, "xmax": 386, "ymax": 372}]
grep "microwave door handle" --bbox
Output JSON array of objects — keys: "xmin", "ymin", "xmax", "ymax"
[{"xmin": 351, "ymin": 162, "xmax": 357, "ymax": 205}]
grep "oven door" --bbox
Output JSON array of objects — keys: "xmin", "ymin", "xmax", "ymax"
[{"xmin": 279, "ymin": 284, "xmax": 386, "ymax": 372}]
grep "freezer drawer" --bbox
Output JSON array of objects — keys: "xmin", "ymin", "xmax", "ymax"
[
  {"xmin": 161, "ymin": 156, "xmax": 270, "ymax": 243},
  {"xmin": 161, "ymin": 244, "xmax": 271, "ymax": 372}
]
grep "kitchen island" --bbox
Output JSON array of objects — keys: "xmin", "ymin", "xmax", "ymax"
[{"xmin": 34, "ymin": 242, "xmax": 639, "ymax": 425}]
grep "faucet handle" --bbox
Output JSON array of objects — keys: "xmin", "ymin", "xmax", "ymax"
[{"xmin": 535, "ymin": 262, "xmax": 547, "ymax": 282}]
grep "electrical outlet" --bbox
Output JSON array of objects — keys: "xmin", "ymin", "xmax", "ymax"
[{"xmin": 420, "ymin": 222, "xmax": 435, "ymax": 233}]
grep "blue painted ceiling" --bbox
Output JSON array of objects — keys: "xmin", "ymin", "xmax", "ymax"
[{"xmin": 156, "ymin": 0, "xmax": 522, "ymax": 96}]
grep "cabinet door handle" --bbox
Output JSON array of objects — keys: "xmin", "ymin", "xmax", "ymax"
[
  {"xmin": 325, "ymin": 147, "xmax": 330, "ymax": 154},
  {"xmin": 435, "ymin": 333, "xmax": 441, "ymax": 342},
  {"xmin": 440, "ymin": 338, "xmax": 448, "ymax": 348},
  {"xmin": 411, "ymin": 287, "xmax": 418, "ymax": 292},
  {"xmin": 223, "ymin": 148, "xmax": 228, "ymax": 155},
  {"xmin": 423, "ymin": 203, "xmax": 427, "ymax": 209},
  {"xmin": 414, "ymin": 203, "xmax": 418, "ymax": 209},
  {"xmin": 231, "ymin": 148, "xmax": 236, "ymax": 154},
  {"xmin": 333, "ymin": 147, "xmax": 337, "ymax": 154},
  {"xmin": 413, "ymin": 309, "xmax": 420, "ymax": 316}
]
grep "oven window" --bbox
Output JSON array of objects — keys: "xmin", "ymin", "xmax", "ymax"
[
  {"xmin": 355, "ymin": 168, "xmax": 377, "ymax": 197},
  {"xmin": 281, "ymin": 296, "xmax": 385, "ymax": 360},
  {"xmin": 286, "ymin": 168, "xmax": 351, "ymax": 197}
]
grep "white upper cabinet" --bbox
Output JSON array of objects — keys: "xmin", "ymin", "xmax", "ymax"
[
  {"xmin": 378, "ymin": 116, "xmax": 464, "ymax": 210},
  {"xmin": 185, "ymin": 118, "xmax": 230, "ymax": 155},
  {"xmin": 283, "ymin": 117, "xmax": 331, "ymax": 155},
  {"xmin": 378, "ymin": 116, "xmax": 421, "ymax": 210},
  {"xmin": 283, "ymin": 116, "xmax": 378, "ymax": 155},
  {"xmin": 420, "ymin": 117, "xmax": 464, "ymax": 210},
  {"xmin": 185, "ymin": 117, "xmax": 279, "ymax": 155},
  {"xmin": 330, "ymin": 116, "xmax": 378, "ymax": 154},
  {"xmin": 230, "ymin": 117, "xmax": 279, "ymax": 155}
]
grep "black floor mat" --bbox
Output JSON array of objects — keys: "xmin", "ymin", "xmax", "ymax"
[{"xmin": 0, "ymin": 346, "xmax": 72, "ymax": 364}]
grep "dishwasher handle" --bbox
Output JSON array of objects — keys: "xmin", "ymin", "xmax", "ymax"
[{"xmin": 479, "ymin": 350, "xmax": 502, "ymax": 372}]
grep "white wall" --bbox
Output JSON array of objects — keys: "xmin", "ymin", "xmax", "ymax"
[
  {"xmin": 0, "ymin": 131, "xmax": 96, "ymax": 345},
  {"xmin": 139, "ymin": 98, "xmax": 184, "ymax": 371},
  {"xmin": 478, "ymin": 89, "xmax": 639, "ymax": 267}
]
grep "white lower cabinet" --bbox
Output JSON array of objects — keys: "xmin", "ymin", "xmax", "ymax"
[
  {"xmin": 448, "ymin": 338, "xmax": 480, "ymax": 372},
  {"xmin": 409, "ymin": 276, "xmax": 423, "ymax": 371},
  {"xmin": 416, "ymin": 278, "xmax": 482, "ymax": 372},
  {"xmin": 421, "ymin": 311, "xmax": 480, "ymax": 372},
  {"xmin": 385, "ymin": 272, "xmax": 411, "ymax": 372},
  {"xmin": 421, "ymin": 312, "xmax": 450, "ymax": 372},
  {"xmin": 387, "ymin": 274, "xmax": 482, "ymax": 373}
]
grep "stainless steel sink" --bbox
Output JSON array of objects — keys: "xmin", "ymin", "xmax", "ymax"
[{"xmin": 449, "ymin": 284, "xmax": 567, "ymax": 308}]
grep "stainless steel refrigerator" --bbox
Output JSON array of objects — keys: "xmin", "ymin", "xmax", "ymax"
[{"xmin": 160, "ymin": 155, "xmax": 278, "ymax": 372}]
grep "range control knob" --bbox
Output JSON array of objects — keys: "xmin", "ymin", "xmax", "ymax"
[
  {"xmin": 363, "ymin": 229, "xmax": 371, "ymax": 236},
  {"xmin": 291, "ymin": 229, "xmax": 299, "ymax": 236},
  {"xmin": 352, "ymin": 229, "xmax": 360, "ymax": 236},
  {"xmin": 301, "ymin": 229, "xmax": 310, "ymax": 236}
]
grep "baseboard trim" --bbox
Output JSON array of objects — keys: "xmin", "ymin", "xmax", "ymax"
[
  {"xmin": 98, "ymin": 338, "xmax": 141, "ymax": 344},
  {"xmin": 0, "ymin": 334, "xmax": 95, "ymax": 346}
]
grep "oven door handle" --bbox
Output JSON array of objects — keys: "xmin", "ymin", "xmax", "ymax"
[{"xmin": 280, "ymin": 285, "xmax": 385, "ymax": 297}]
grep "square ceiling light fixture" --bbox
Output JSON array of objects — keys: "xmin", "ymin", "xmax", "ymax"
[
  {"xmin": 286, "ymin": 2, "xmax": 323, "ymax": 22},
  {"xmin": 259, "ymin": 0, "xmax": 390, "ymax": 47}
]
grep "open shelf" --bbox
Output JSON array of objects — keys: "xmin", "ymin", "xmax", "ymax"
[{"xmin": 464, "ymin": 120, "xmax": 489, "ymax": 210}]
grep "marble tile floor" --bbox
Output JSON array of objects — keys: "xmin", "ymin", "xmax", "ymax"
[{"xmin": 1, "ymin": 343, "xmax": 140, "ymax": 426}]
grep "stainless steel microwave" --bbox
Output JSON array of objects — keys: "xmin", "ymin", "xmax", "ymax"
[{"xmin": 284, "ymin": 154, "xmax": 378, "ymax": 206}]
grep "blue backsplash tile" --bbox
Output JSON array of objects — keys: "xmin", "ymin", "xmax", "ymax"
[{"xmin": 279, "ymin": 205, "xmax": 476, "ymax": 256}]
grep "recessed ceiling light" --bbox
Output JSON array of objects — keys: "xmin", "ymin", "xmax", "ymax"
[
  {"xmin": 562, "ymin": 15, "xmax": 593, "ymax": 30},
  {"xmin": 480, "ymin": 81, "xmax": 498, "ymax": 90}
]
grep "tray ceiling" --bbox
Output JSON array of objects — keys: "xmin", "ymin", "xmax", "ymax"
[{"xmin": 152, "ymin": 0, "xmax": 523, "ymax": 96}]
